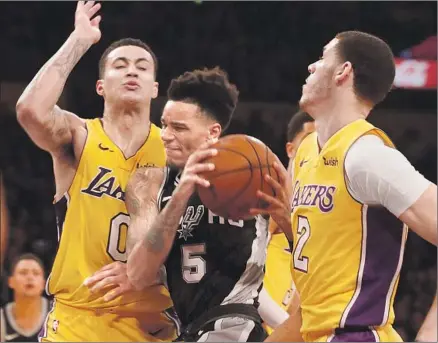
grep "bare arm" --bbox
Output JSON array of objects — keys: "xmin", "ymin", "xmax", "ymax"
[
  {"xmin": 416, "ymin": 296, "xmax": 437, "ymax": 342},
  {"xmin": 126, "ymin": 168, "xmax": 193, "ymax": 289},
  {"xmin": 265, "ymin": 300, "xmax": 303, "ymax": 342},
  {"xmin": 16, "ymin": 2, "xmax": 101, "ymax": 153},
  {"xmin": 399, "ymin": 184, "xmax": 437, "ymax": 246}
]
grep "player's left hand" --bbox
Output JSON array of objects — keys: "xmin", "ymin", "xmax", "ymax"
[
  {"xmin": 83, "ymin": 261, "xmax": 134, "ymax": 301},
  {"xmin": 249, "ymin": 161, "xmax": 292, "ymax": 235}
]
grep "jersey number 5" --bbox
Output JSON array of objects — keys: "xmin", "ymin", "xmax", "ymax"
[
  {"xmin": 293, "ymin": 216, "xmax": 311, "ymax": 273},
  {"xmin": 181, "ymin": 243, "xmax": 206, "ymax": 283}
]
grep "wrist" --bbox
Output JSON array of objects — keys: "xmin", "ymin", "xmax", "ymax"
[{"xmin": 69, "ymin": 30, "xmax": 95, "ymax": 49}]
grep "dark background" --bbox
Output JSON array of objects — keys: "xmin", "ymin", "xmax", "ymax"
[{"xmin": 0, "ymin": 1, "xmax": 436, "ymax": 340}]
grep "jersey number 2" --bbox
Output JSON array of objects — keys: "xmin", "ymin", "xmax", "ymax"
[
  {"xmin": 181, "ymin": 243, "xmax": 206, "ymax": 283},
  {"xmin": 293, "ymin": 216, "xmax": 311, "ymax": 273},
  {"xmin": 107, "ymin": 213, "xmax": 130, "ymax": 262}
]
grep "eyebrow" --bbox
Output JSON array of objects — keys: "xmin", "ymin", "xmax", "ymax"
[{"xmin": 112, "ymin": 57, "xmax": 151, "ymax": 64}]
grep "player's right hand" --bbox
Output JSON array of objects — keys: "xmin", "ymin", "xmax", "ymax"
[
  {"xmin": 176, "ymin": 138, "xmax": 218, "ymax": 197},
  {"xmin": 83, "ymin": 261, "xmax": 134, "ymax": 301},
  {"xmin": 74, "ymin": 1, "xmax": 102, "ymax": 44}
]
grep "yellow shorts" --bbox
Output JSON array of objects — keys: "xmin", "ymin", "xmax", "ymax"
[
  {"xmin": 303, "ymin": 325, "xmax": 403, "ymax": 342},
  {"xmin": 39, "ymin": 299, "xmax": 177, "ymax": 342}
]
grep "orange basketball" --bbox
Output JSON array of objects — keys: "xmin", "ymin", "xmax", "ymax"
[{"xmin": 197, "ymin": 134, "xmax": 282, "ymax": 220}]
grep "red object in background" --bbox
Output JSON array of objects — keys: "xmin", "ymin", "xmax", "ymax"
[{"xmin": 394, "ymin": 58, "xmax": 437, "ymax": 90}]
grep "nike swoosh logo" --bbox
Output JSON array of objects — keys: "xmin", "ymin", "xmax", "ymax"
[
  {"xmin": 98, "ymin": 143, "xmax": 114, "ymax": 152},
  {"xmin": 162, "ymin": 196, "xmax": 172, "ymax": 202},
  {"xmin": 5, "ymin": 333, "xmax": 20, "ymax": 340},
  {"xmin": 299, "ymin": 159, "xmax": 309, "ymax": 167},
  {"xmin": 284, "ymin": 248, "xmax": 292, "ymax": 253}
]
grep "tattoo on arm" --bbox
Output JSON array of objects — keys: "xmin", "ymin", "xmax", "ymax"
[
  {"xmin": 125, "ymin": 167, "xmax": 163, "ymax": 254},
  {"xmin": 142, "ymin": 192, "xmax": 189, "ymax": 254}
]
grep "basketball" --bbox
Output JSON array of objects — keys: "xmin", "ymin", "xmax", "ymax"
[{"xmin": 197, "ymin": 134, "xmax": 282, "ymax": 220}]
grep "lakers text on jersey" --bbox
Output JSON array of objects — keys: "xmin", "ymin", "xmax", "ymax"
[
  {"xmin": 42, "ymin": 119, "xmax": 175, "ymax": 341},
  {"xmin": 290, "ymin": 119, "xmax": 406, "ymax": 342}
]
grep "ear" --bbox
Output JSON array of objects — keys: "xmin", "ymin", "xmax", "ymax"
[
  {"xmin": 208, "ymin": 123, "xmax": 222, "ymax": 140},
  {"xmin": 334, "ymin": 61, "xmax": 353, "ymax": 86},
  {"xmin": 8, "ymin": 276, "xmax": 14, "ymax": 289},
  {"xmin": 151, "ymin": 82, "xmax": 159, "ymax": 99},
  {"xmin": 96, "ymin": 79, "xmax": 104, "ymax": 97},
  {"xmin": 286, "ymin": 142, "xmax": 295, "ymax": 159}
]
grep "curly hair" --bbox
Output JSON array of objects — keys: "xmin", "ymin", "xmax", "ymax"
[{"xmin": 167, "ymin": 67, "xmax": 239, "ymax": 132}]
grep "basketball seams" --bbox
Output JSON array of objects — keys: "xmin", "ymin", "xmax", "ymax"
[
  {"xmin": 265, "ymin": 144, "xmax": 277, "ymax": 198},
  {"xmin": 245, "ymin": 138, "xmax": 265, "ymax": 209},
  {"xmin": 197, "ymin": 134, "xmax": 281, "ymax": 219},
  {"xmin": 199, "ymin": 146, "xmax": 254, "ymax": 217}
]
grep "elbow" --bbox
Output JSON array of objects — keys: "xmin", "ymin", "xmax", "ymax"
[{"xmin": 16, "ymin": 100, "xmax": 38, "ymax": 128}]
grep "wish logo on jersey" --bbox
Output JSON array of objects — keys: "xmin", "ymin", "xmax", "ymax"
[
  {"xmin": 81, "ymin": 166, "xmax": 125, "ymax": 201},
  {"xmin": 291, "ymin": 181, "xmax": 336, "ymax": 213}
]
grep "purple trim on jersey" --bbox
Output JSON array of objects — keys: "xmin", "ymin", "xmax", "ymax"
[
  {"xmin": 343, "ymin": 206, "xmax": 404, "ymax": 327},
  {"xmin": 330, "ymin": 329, "xmax": 378, "ymax": 342}
]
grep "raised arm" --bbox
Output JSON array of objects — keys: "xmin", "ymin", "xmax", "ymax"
[{"xmin": 16, "ymin": 1, "xmax": 101, "ymax": 153}]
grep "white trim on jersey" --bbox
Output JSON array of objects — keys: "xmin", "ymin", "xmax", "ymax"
[
  {"xmin": 381, "ymin": 223, "xmax": 408, "ymax": 326},
  {"xmin": 4, "ymin": 297, "xmax": 49, "ymax": 338},
  {"xmin": 221, "ymin": 215, "xmax": 269, "ymax": 305},
  {"xmin": 339, "ymin": 205, "xmax": 369, "ymax": 328}
]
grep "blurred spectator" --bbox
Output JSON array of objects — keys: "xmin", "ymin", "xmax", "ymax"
[{"xmin": 0, "ymin": 253, "xmax": 50, "ymax": 342}]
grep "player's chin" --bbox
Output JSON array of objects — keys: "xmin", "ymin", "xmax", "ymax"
[{"xmin": 166, "ymin": 156, "xmax": 185, "ymax": 169}]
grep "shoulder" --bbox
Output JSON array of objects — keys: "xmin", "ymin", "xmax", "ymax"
[
  {"xmin": 126, "ymin": 166, "xmax": 167, "ymax": 198},
  {"xmin": 129, "ymin": 166, "xmax": 166, "ymax": 186},
  {"xmin": 345, "ymin": 134, "xmax": 391, "ymax": 177}
]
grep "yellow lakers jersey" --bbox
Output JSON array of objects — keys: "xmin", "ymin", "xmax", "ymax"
[
  {"xmin": 263, "ymin": 232, "xmax": 294, "ymax": 334},
  {"xmin": 289, "ymin": 119, "xmax": 407, "ymax": 338},
  {"xmin": 264, "ymin": 233, "xmax": 294, "ymax": 309},
  {"xmin": 48, "ymin": 118, "xmax": 172, "ymax": 313}
]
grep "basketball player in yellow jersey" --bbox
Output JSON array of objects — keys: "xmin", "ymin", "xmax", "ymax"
[
  {"xmin": 16, "ymin": 2, "xmax": 175, "ymax": 341},
  {"xmin": 262, "ymin": 111, "xmax": 314, "ymax": 335},
  {"xmin": 251, "ymin": 31, "xmax": 437, "ymax": 342}
]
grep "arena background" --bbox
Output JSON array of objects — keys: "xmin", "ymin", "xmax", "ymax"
[{"xmin": 0, "ymin": 1, "xmax": 436, "ymax": 341}]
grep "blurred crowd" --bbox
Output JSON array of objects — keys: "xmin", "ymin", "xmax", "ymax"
[{"xmin": 0, "ymin": 1, "xmax": 436, "ymax": 341}]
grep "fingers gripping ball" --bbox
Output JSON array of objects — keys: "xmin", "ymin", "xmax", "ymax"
[{"xmin": 197, "ymin": 134, "xmax": 282, "ymax": 220}]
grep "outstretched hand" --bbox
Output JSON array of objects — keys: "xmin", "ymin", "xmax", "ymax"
[{"xmin": 74, "ymin": 1, "xmax": 102, "ymax": 44}]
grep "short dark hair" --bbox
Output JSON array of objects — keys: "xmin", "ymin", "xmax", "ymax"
[
  {"xmin": 287, "ymin": 111, "xmax": 314, "ymax": 142},
  {"xmin": 10, "ymin": 253, "xmax": 44, "ymax": 274},
  {"xmin": 98, "ymin": 38, "xmax": 158, "ymax": 79},
  {"xmin": 167, "ymin": 67, "xmax": 239, "ymax": 132},
  {"xmin": 335, "ymin": 31, "xmax": 395, "ymax": 106}
]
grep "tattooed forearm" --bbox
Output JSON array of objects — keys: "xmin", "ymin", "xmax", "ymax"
[
  {"xmin": 142, "ymin": 192, "xmax": 189, "ymax": 256},
  {"xmin": 125, "ymin": 167, "xmax": 163, "ymax": 255},
  {"xmin": 18, "ymin": 32, "xmax": 92, "ymax": 114},
  {"xmin": 51, "ymin": 39, "xmax": 91, "ymax": 80}
]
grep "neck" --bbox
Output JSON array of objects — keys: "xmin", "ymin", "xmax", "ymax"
[
  {"xmin": 312, "ymin": 95, "xmax": 371, "ymax": 148},
  {"xmin": 101, "ymin": 102, "xmax": 151, "ymax": 152},
  {"xmin": 14, "ymin": 296, "xmax": 42, "ymax": 319}
]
